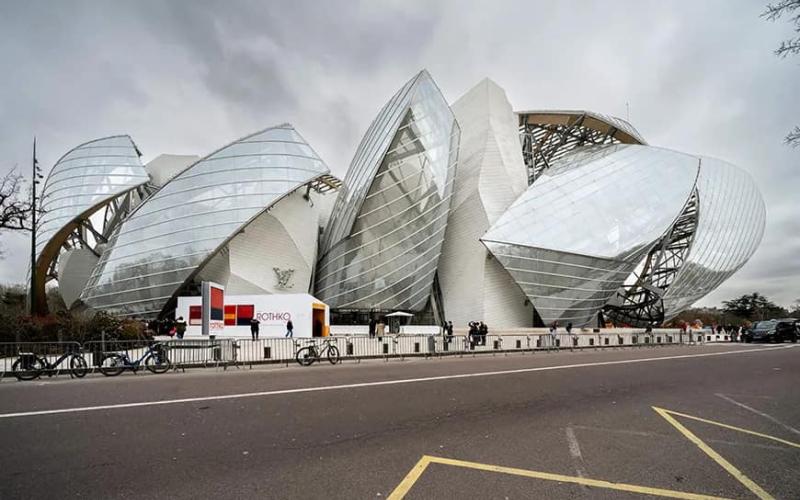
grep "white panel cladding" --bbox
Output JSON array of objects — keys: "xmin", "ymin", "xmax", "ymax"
[
  {"xmin": 482, "ymin": 254, "xmax": 533, "ymax": 327},
  {"xmin": 144, "ymin": 154, "xmax": 200, "ymax": 187},
  {"xmin": 228, "ymin": 190, "xmax": 322, "ymax": 294},
  {"xmin": 57, "ymin": 248, "xmax": 100, "ymax": 308},
  {"xmin": 438, "ymin": 78, "xmax": 531, "ymax": 327}
]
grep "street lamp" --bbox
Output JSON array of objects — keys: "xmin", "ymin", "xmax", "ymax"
[{"xmin": 29, "ymin": 137, "xmax": 44, "ymax": 316}]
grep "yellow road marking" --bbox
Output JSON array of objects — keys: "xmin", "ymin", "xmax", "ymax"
[
  {"xmin": 653, "ymin": 407, "xmax": 775, "ymax": 500},
  {"xmin": 387, "ymin": 454, "xmax": 730, "ymax": 500},
  {"xmin": 387, "ymin": 455, "xmax": 432, "ymax": 500},
  {"xmin": 662, "ymin": 408, "xmax": 800, "ymax": 449}
]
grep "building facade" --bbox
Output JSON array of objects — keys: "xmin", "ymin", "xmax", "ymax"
[{"xmin": 31, "ymin": 71, "xmax": 765, "ymax": 327}]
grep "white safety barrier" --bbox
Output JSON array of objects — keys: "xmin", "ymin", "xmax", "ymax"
[{"xmin": 1, "ymin": 328, "xmax": 702, "ymax": 378}]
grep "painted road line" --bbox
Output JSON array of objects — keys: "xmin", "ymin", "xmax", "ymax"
[
  {"xmin": 653, "ymin": 407, "xmax": 775, "ymax": 500},
  {"xmin": 0, "ymin": 344, "xmax": 794, "ymax": 420},
  {"xmin": 386, "ymin": 455, "xmax": 432, "ymax": 500},
  {"xmin": 715, "ymin": 393, "xmax": 800, "ymax": 437},
  {"xmin": 386, "ymin": 455, "xmax": 732, "ymax": 500},
  {"xmin": 565, "ymin": 426, "xmax": 587, "ymax": 481},
  {"xmin": 662, "ymin": 408, "xmax": 800, "ymax": 450},
  {"xmin": 569, "ymin": 425, "xmax": 792, "ymax": 452}
]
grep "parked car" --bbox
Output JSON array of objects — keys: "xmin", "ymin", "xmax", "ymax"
[{"xmin": 742, "ymin": 319, "xmax": 798, "ymax": 343}]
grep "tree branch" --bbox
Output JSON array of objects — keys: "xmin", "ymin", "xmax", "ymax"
[{"xmin": 0, "ymin": 169, "xmax": 33, "ymax": 232}]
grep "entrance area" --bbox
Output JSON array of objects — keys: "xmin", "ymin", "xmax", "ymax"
[{"xmin": 312, "ymin": 304, "xmax": 326, "ymax": 337}]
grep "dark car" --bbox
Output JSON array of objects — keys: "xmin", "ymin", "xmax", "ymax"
[{"xmin": 742, "ymin": 319, "xmax": 798, "ymax": 343}]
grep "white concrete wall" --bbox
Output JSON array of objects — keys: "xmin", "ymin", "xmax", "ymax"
[
  {"xmin": 438, "ymin": 78, "xmax": 531, "ymax": 328},
  {"xmin": 195, "ymin": 189, "xmax": 334, "ymax": 296},
  {"xmin": 176, "ymin": 293, "xmax": 328, "ymax": 338}
]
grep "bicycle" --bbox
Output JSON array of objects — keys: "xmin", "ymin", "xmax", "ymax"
[
  {"xmin": 295, "ymin": 338, "xmax": 340, "ymax": 366},
  {"xmin": 99, "ymin": 342, "xmax": 172, "ymax": 376},
  {"xmin": 12, "ymin": 347, "xmax": 89, "ymax": 381}
]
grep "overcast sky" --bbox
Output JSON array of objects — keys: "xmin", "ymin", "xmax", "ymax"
[{"xmin": 1, "ymin": 0, "xmax": 798, "ymax": 308}]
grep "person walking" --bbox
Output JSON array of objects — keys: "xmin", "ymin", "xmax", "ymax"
[
  {"xmin": 369, "ymin": 318, "xmax": 376, "ymax": 338},
  {"xmin": 285, "ymin": 319, "xmax": 294, "ymax": 338},
  {"xmin": 250, "ymin": 317, "xmax": 260, "ymax": 341},
  {"xmin": 468, "ymin": 322, "xmax": 478, "ymax": 350},
  {"xmin": 479, "ymin": 321, "xmax": 488, "ymax": 346},
  {"xmin": 549, "ymin": 321, "xmax": 558, "ymax": 349},
  {"xmin": 447, "ymin": 321, "xmax": 454, "ymax": 344},
  {"xmin": 175, "ymin": 316, "xmax": 187, "ymax": 340}
]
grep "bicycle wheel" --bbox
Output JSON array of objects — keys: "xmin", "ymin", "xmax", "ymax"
[
  {"xmin": 327, "ymin": 345, "xmax": 340, "ymax": 365},
  {"xmin": 99, "ymin": 354, "xmax": 126, "ymax": 377},
  {"xmin": 295, "ymin": 346, "xmax": 316, "ymax": 366},
  {"xmin": 145, "ymin": 351, "xmax": 172, "ymax": 374},
  {"xmin": 70, "ymin": 354, "xmax": 89, "ymax": 378},
  {"xmin": 12, "ymin": 356, "xmax": 45, "ymax": 381}
]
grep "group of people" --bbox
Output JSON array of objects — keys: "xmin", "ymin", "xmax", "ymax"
[
  {"xmin": 249, "ymin": 318, "xmax": 294, "ymax": 340},
  {"xmin": 439, "ymin": 321, "xmax": 489, "ymax": 348},
  {"xmin": 144, "ymin": 318, "xmax": 187, "ymax": 339},
  {"xmin": 713, "ymin": 324, "xmax": 744, "ymax": 342},
  {"xmin": 468, "ymin": 321, "xmax": 490, "ymax": 347},
  {"xmin": 144, "ymin": 317, "xmax": 295, "ymax": 341},
  {"xmin": 548, "ymin": 321, "xmax": 574, "ymax": 335},
  {"xmin": 368, "ymin": 318, "xmax": 387, "ymax": 338}
]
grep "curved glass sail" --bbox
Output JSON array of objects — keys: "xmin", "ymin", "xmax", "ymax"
[
  {"xmin": 36, "ymin": 135, "xmax": 148, "ymax": 261},
  {"xmin": 81, "ymin": 124, "xmax": 330, "ymax": 318},
  {"xmin": 482, "ymin": 144, "xmax": 700, "ymax": 326},
  {"xmin": 662, "ymin": 157, "xmax": 766, "ymax": 318}
]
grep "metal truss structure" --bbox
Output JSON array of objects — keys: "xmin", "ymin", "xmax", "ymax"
[
  {"xmin": 518, "ymin": 111, "xmax": 646, "ymax": 184},
  {"xmin": 604, "ymin": 189, "xmax": 700, "ymax": 326},
  {"xmin": 38, "ymin": 183, "xmax": 154, "ymax": 290}
]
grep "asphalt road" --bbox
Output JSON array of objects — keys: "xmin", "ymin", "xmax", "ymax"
[{"xmin": 0, "ymin": 343, "xmax": 798, "ymax": 499}]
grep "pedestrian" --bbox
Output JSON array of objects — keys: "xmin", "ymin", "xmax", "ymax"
[
  {"xmin": 369, "ymin": 318, "xmax": 376, "ymax": 338},
  {"xmin": 250, "ymin": 317, "xmax": 260, "ymax": 341},
  {"xmin": 566, "ymin": 322, "xmax": 573, "ymax": 335},
  {"xmin": 479, "ymin": 321, "xmax": 488, "ymax": 346},
  {"xmin": 549, "ymin": 321, "xmax": 558, "ymax": 348},
  {"xmin": 376, "ymin": 318, "xmax": 386, "ymax": 339},
  {"xmin": 468, "ymin": 322, "xmax": 478, "ymax": 350},
  {"xmin": 175, "ymin": 316, "xmax": 187, "ymax": 340},
  {"xmin": 285, "ymin": 319, "xmax": 294, "ymax": 338}
]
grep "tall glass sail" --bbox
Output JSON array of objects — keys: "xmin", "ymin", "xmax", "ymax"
[{"xmin": 315, "ymin": 70, "xmax": 460, "ymax": 311}]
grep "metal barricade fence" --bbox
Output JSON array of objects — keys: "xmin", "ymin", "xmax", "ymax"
[
  {"xmin": 0, "ymin": 328, "xmax": 697, "ymax": 378},
  {"xmin": 0, "ymin": 341, "xmax": 84, "ymax": 377},
  {"xmin": 234, "ymin": 338, "xmax": 297, "ymax": 365}
]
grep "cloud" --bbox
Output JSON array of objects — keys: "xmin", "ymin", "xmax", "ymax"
[{"xmin": 0, "ymin": 0, "xmax": 797, "ymax": 308}]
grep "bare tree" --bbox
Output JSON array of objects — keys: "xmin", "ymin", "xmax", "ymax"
[
  {"xmin": 0, "ymin": 169, "xmax": 32, "ymax": 232},
  {"xmin": 763, "ymin": 0, "xmax": 800, "ymax": 146}
]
